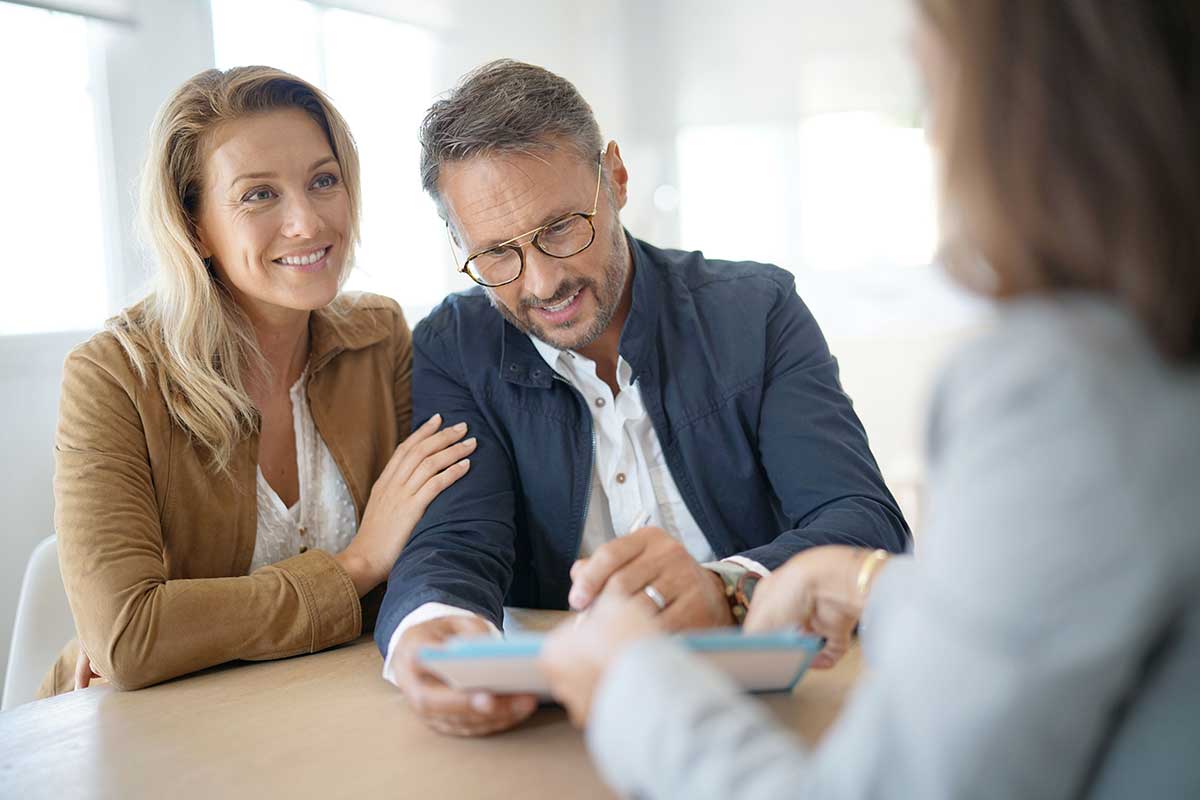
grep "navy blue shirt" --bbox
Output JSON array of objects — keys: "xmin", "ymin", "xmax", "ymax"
[{"xmin": 376, "ymin": 235, "xmax": 910, "ymax": 646}]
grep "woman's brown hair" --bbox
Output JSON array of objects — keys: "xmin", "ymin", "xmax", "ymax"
[{"xmin": 919, "ymin": 1, "xmax": 1200, "ymax": 360}]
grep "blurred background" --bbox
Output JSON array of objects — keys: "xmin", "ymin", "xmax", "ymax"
[{"xmin": 0, "ymin": 0, "xmax": 988, "ymax": 693}]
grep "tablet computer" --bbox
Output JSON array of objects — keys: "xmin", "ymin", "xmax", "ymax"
[{"xmin": 419, "ymin": 629, "xmax": 823, "ymax": 698}]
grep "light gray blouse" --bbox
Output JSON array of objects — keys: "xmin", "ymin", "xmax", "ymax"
[{"xmin": 587, "ymin": 296, "xmax": 1200, "ymax": 799}]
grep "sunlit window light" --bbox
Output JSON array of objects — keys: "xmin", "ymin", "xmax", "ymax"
[
  {"xmin": 676, "ymin": 112, "xmax": 938, "ymax": 274},
  {"xmin": 0, "ymin": 3, "xmax": 108, "ymax": 335},
  {"xmin": 796, "ymin": 111, "xmax": 937, "ymax": 271},
  {"xmin": 211, "ymin": 0, "xmax": 449, "ymax": 314}
]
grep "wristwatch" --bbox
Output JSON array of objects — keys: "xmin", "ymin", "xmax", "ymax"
[{"xmin": 706, "ymin": 561, "xmax": 763, "ymax": 625}]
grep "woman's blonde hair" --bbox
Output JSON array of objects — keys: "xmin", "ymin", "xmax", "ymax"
[{"xmin": 111, "ymin": 66, "xmax": 361, "ymax": 473}]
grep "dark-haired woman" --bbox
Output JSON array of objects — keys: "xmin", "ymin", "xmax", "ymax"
[{"xmin": 540, "ymin": 2, "xmax": 1200, "ymax": 797}]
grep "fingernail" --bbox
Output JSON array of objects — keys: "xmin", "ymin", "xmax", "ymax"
[
  {"xmin": 455, "ymin": 422, "xmax": 468, "ymax": 431},
  {"xmin": 463, "ymin": 437, "xmax": 477, "ymax": 447},
  {"xmin": 470, "ymin": 693, "xmax": 494, "ymax": 713},
  {"xmin": 427, "ymin": 413, "xmax": 441, "ymax": 425},
  {"xmin": 568, "ymin": 589, "xmax": 588, "ymax": 609}
]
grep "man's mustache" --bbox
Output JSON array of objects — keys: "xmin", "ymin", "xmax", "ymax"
[{"xmin": 519, "ymin": 279, "xmax": 590, "ymax": 310}]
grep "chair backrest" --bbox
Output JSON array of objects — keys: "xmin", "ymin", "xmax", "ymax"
[{"xmin": 2, "ymin": 536, "xmax": 75, "ymax": 711}]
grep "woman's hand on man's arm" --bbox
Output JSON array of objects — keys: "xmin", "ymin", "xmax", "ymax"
[{"xmin": 335, "ymin": 413, "xmax": 474, "ymax": 596}]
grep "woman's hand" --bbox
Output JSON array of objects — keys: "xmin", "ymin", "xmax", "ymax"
[
  {"xmin": 540, "ymin": 590, "xmax": 662, "ymax": 727},
  {"xmin": 743, "ymin": 545, "xmax": 884, "ymax": 669},
  {"xmin": 74, "ymin": 645, "xmax": 101, "ymax": 690},
  {"xmin": 335, "ymin": 413, "xmax": 474, "ymax": 596}
]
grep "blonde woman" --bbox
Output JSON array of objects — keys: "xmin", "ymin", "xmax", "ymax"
[{"xmin": 39, "ymin": 66, "xmax": 473, "ymax": 696}]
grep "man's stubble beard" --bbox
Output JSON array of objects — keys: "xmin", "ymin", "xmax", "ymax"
[{"xmin": 488, "ymin": 221, "xmax": 629, "ymax": 352}]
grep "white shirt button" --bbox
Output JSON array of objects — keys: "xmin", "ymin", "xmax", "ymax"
[
  {"xmin": 595, "ymin": 397, "xmax": 606, "ymax": 407},
  {"xmin": 616, "ymin": 472, "xmax": 626, "ymax": 484}
]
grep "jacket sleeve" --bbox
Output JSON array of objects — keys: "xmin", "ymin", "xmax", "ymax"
[
  {"xmin": 374, "ymin": 320, "xmax": 518, "ymax": 654},
  {"xmin": 54, "ymin": 345, "xmax": 362, "ymax": 691},
  {"xmin": 735, "ymin": 276, "xmax": 910, "ymax": 569}
]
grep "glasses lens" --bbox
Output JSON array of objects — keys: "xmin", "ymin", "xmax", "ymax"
[
  {"xmin": 535, "ymin": 214, "xmax": 595, "ymax": 258},
  {"xmin": 467, "ymin": 247, "xmax": 522, "ymax": 286}
]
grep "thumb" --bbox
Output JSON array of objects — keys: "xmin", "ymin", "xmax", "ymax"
[
  {"xmin": 446, "ymin": 614, "xmax": 496, "ymax": 637},
  {"xmin": 744, "ymin": 584, "xmax": 812, "ymax": 633}
]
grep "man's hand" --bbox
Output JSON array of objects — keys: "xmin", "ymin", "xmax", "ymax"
[
  {"xmin": 568, "ymin": 527, "xmax": 733, "ymax": 630},
  {"xmin": 387, "ymin": 616, "xmax": 538, "ymax": 736},
  {"xmin": 540, "ymin": 591, "xmax": 661, "ymax": 727},
  {"xmin": 743, "ymin": 545, "xmax": 874, "ymax": 669}
]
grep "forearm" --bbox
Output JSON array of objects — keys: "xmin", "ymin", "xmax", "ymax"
[
  {"xmin": 736, "ymin": 495, "xmax": 909, "ymax": 570},
  {"xmin": 69, "ymin": 549, "xmax": 361, "ymax": 690},
  {"xmin": 56, "ymin": 460, "xmax": 363, "ymax": 690},
  {"xmin": 589, "ymin": 638, "xmax": 813, "ymax": 800},
  {"xmin": 334, "ymin": 546, "xmax": 387, "ymax": 597},
  {"xmin": 375, "ymin": 527, "xmax": 514, "ymax": 655}
]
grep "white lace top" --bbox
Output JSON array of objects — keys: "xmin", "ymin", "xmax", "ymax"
[{"xmin": 250, "ymin": 369, "xmax": 357, "ymax": 572}]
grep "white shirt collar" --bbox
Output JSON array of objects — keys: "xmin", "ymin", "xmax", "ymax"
[
  {"xmin": 529, "ymin": 334, "xmax": 572, "ymax": 375},
  {"xmin": 527, "ymin": 334, "xmax": 635, "ymax": 389}
]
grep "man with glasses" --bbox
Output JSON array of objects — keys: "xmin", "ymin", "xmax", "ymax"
[{"xmin": 377, "ymin": 59, "xmax": 910, "ymax": 736}]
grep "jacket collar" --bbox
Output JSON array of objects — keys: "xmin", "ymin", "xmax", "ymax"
[
  {"xmin": 499, "ymin": 231, "xmax": 659, "ymax": 389},
  {"xmin": 616, "ymin": 234, "xmax": 659, "ymax": 383},
  {"xmin": 308, "ymin": 296, "xmax": 392, "ymax": 373}
]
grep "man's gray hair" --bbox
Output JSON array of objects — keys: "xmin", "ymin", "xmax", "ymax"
[{"xmin": 419, "ymin": 59, "xmax": 604, "ymax": 212}]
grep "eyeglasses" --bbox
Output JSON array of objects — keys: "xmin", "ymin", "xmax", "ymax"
[{"xmin": 449, "ymin": 154, "xmax": 604, "ymax": 288}]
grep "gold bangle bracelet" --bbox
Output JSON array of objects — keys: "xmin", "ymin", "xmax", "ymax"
[{"xmin": 856, "ymin": 549, "xmax": 890, "ymax": 596}]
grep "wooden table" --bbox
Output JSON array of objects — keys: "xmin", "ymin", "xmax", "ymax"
[{"xmin": 0, "ymin": 611, "xmax": 861, "ymax": 799}]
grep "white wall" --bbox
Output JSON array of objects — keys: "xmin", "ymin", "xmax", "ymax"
[{"xmin": 1, "ymin": 0, "xmax": 973, "ymax": 695}]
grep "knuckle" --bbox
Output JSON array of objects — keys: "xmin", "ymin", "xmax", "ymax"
[
  {"xmin": 407, "ymin": 691, "xmax": 430, "ymax": 715},
  {"xmin": 662, "ymin": 537, "xmax": 687, "ymax": 558},
  {"xmin": 609, "ymin": 571, "xmax": 637, "ymax": 595},
  {"xmin": 589, "ymin": 547, "xmax": 616, "ymax": 573},
  {"xmin": 436, "ymin": 426, "xmax": 464, "ymax": 445}
]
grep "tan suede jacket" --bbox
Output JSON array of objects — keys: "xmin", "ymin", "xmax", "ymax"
[{"xmin": 40, "ymin": 292, "xmax": 412, "ymax": 697}]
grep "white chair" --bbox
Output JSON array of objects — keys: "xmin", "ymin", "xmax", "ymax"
[{"xmin": 2, "ymin": 536, "xmax": 76, "ymax": 710}]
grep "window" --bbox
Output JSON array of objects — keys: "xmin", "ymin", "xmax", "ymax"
[
  {"xmin": 677, "ymin": 112, "xmax": 937, "ymax": 273},
  {"xmin": 211, "ymin": 0, "xmax": 449, "ymax": 316},
  {"xmin": 1, "ymin": 2, "xmax": 109, "ymax": 335},
  {"xmin": 795, "ymin": 112, "xmax": 937, "ymax": 271}
]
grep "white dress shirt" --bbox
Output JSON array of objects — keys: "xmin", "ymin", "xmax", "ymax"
[{"xmin": 382, "ymin": 337, "xmax": 768, "ymax": 684}]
